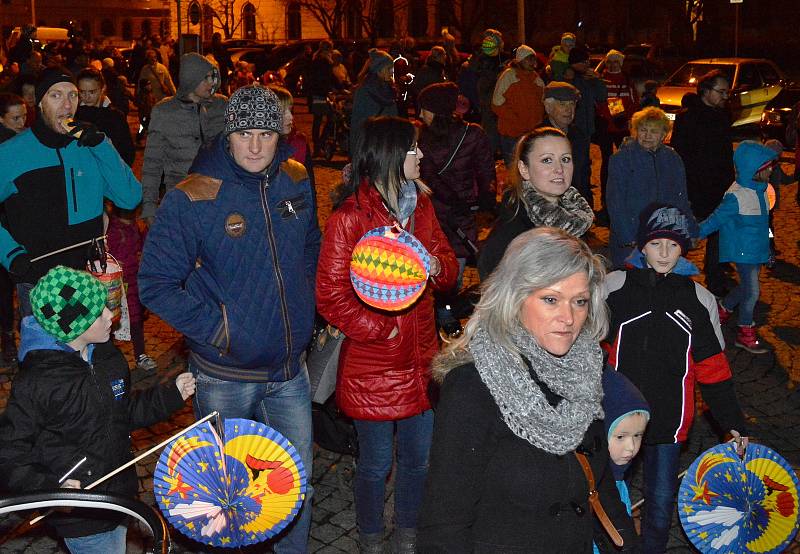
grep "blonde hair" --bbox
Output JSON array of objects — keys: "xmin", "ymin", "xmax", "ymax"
[{"xmin": 631, "ymin": 107, "xmax": 671, "ymax": 137}]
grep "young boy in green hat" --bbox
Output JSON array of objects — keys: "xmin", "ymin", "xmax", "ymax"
[{"xmin": 0, "ymin": 266, "xmax": 195, "ymax": 554}]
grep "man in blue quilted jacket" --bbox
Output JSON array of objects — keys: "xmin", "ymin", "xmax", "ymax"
[{"xmin": 139, "ymin": 85, "xmax": 320, "ymax": 553}]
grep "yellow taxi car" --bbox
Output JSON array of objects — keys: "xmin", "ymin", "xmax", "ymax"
[{"xmin": 656, "ymin": 58, "xmax": 787, "ymax": 127}]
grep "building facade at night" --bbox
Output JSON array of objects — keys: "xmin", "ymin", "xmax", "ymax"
[{"xmin": 1, "ymin": 0, "xmax": 171, "ymax": 45}]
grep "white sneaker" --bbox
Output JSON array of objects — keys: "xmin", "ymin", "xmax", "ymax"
[{"xmin": 136, "ymin": 354, "xmax": 157, "ymax": 371}]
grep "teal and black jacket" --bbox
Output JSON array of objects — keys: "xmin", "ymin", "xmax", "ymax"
[{"xmin": 0, "ymin": 117, "xmax": 142, "ymax": 283}]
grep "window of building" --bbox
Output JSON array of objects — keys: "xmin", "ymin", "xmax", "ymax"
[
  {"xmin": 376, "ymin": 2, "xmax": 393, "ymax": 38},
  {"xmin": 188, "ymin": 1, "xmax": 201, "ymax": 26},
  {"xmin": 141, "ymin": 18, "xmax": 152, "ymax": 37},
  {"xmin": 287, "ymin": 3, "xmax": 301, "ymax": 40},
  {"xmin": 243, "ymin": 3, "xmax": 256, "ymax": 39},
  {"xmin": 101, "ymin": 19, "xmax": 115, "ymax": 37},
  {"xmin": 408, "ymin": 0, "xmax": 427, "ymax": 36},
  {"xmin": 345, "ymin": 0, "xmax": 362, "ymax": 39}
]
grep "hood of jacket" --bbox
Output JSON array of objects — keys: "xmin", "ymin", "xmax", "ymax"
[
  {"xmin": 189, "ymin": 132, "xmax": 293, "ymax": 188},
  {"xmin": 18, "ymin": 316, "xmax": 95, "ymax": 363},
  {"xmin": 624, "ymin": 249, "xmax": 699, "ymax": 276},
  {"xmin": 733, "ymin": 140, "xmax": 777, "ymax": 191},
  {"xmin": 177, "ymin": 53, "xmax": 216, "ymax": 100}
]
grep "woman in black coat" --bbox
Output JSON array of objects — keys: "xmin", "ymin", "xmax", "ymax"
[
  {"xmin": 418, "ymin": 227, "xmax": 639, "ymax": 553},
  {"xmin": 477, "ymin": 127, "xmax": 593, "ymax": 280},
  {"xmin": 418, "ymin": 83, "xmax": 496, "ymax": 262}
]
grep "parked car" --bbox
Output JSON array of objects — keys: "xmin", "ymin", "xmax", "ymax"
[
  {"xmin": 272, "ymin": 39, "xmax": 358, "ymax": 94},
  {"xmin": 656, "ymin": 58, "xmax": 788, "ymax": 126},
  {"xmin": 760, "ymin": 86, "xmax": 800, "ymax": 148}
]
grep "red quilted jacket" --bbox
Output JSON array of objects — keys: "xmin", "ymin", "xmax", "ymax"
[{"xmin": 316, "ymin": 181, "xmax": 458, "ymax": 421}]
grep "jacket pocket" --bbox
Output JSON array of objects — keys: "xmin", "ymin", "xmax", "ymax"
[
  {"xmin": 208, "ymin": 303, "xmax": 231, "ymax": 355},
  {"xmin": 275, "ymin": 194, "xmax": 310, "ymax": 220}
]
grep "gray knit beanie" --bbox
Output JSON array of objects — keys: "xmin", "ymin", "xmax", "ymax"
[
  {"xmin": 224, "ymin": 85, "xmax": 283, "ymax": 136},
  {"xmin": 178, "ymin": 53, "xmax": 218, "ymax": 98}
]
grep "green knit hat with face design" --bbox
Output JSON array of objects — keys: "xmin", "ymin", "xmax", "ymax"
[{"xmin": 30, "ymin": 266, "xmax": 108, "ymax": 342}]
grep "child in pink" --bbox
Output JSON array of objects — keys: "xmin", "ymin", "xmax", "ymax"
[{"xmin": 106, "ymin": 205, "xmax": 156, "ymax": 371}]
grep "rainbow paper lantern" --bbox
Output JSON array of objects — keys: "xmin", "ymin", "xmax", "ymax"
[{"xmin": 350, "ymin": 226, "xmax": 431, "ymax": 311}]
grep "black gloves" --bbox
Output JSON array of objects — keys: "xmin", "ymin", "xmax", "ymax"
[{"xmin": 67, "ymin": 120, "xmax": 105, "ymax": 147}]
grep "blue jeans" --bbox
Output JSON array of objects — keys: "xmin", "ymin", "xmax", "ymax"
[
  {"xmin": 641, "ymin": 443, "xmax": 682, "ymax": 554},
  {"xmin": 64, "ymin": 524, "xmax": 126, "ymax": 554},
  {"xmin": 16, "ymin": 283, "xmax": 33, "ymax": 318},
  {"xmin": 353, "ymin": 410, "xmax": 434, "ymax": 534},
  {"xmin": 721, "ymin": 263, "xmax": 761, "ymax": 326},
  {"xmin": 191, "ymin": 364, "xmax": 314, "ymax": 554}
]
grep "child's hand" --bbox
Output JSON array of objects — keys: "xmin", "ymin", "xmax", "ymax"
[
  {"xmin": 61, "ymin": 479, "xmax": 81, "ymax": 489},
  {"xmin": 175, "ymin": 372, "xmax": 196, "ymax": 400}
]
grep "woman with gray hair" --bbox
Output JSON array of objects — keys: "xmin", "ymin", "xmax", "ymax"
[{"xmin": 418, "ymin": 227, "xmax": 639, "ymax": 552}]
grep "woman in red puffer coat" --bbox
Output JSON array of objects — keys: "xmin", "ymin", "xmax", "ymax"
[{"xmin": 316, "ymin": 116, "xmax": 458, "ymax": 553}]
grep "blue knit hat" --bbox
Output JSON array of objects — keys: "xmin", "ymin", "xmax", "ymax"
[{"xmin": 602, "ymin": 368, "xmax": 650, "ymax": 442}]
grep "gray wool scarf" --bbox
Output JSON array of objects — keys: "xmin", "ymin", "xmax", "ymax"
[
  {"xmin": 469, "ymin": 323, "xmax": 604, "ymax": 455},
  {"xmin": 521, "ymin": 181, "xmax": 594, "ymax": 237}
]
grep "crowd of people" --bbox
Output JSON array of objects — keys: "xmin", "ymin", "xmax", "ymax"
[{"xmin": 0, "ymin": 22, "xmax": 796, "ymax": 554}]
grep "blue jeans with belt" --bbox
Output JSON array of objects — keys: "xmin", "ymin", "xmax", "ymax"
[
  {"xmin": 641, "ymin": 442, "xmax": 682, "ymax": 553},
  {"xmin": 353, "ymin": 410, "xmax": 434, "ymax": 535},
  {"xmin": 190, "ymin": 363, "xmax": 314, "ymax": 554}
]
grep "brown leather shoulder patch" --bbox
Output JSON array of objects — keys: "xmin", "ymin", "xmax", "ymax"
[
  {"xmin": 176, "ymin": 174, "xmax": 223, "ymax": 201},
  {"xmin": 281, "ymin": 159, "xmax": 309, "ymax": 184}
]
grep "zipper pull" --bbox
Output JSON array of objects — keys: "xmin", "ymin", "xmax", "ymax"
[{"xmin": 285, "ymin": 200, "xmax": 298, "ymax": 219}]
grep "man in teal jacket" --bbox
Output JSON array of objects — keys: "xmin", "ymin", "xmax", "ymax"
[{"xmin": 0, "ymin": 68, "xmax": 142, "ymax": 314}]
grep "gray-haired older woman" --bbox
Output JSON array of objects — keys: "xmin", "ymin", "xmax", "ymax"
[{"xmin": 418, "ymin": 227, "xmax": 639, "ymax": 553}]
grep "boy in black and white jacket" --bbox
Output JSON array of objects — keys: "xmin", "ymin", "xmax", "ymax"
[{"xmin": 603, "ymin": 204, "xmax": 748, "ymax": 554}]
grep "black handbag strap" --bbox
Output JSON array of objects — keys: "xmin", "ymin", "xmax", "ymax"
[{"xmin": 437, "ymin": 124, "xmax": 470, "ymax": 176}]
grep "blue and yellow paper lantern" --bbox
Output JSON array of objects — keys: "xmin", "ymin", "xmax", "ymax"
[{"xmin": 350, "ymin": 226, "xmax": 431, "ymax": 311}]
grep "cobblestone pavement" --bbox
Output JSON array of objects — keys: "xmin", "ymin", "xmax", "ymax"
[{"xmin": 1, "ymin": 101, "xmax": 798, "ymax": 553}]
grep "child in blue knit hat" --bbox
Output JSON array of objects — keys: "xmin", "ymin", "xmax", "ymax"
[{"xmin": 592, "ymin": 368, "xmax": 650, "ymax": 554}]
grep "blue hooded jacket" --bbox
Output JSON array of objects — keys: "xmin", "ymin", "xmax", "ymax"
[
  {"xmin": 18, "ymin": 316, "xmax": 95, "ymax": 363},
  {"xmin": 699, "ymin": 141, "xmax": 777, "ymax": 264},
  {"xmin": 139, "ymin": 134, "xmax": 321, "ymax": 382}
]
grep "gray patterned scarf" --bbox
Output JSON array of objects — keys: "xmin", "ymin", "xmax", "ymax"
[
  {"xmin": 521, "ymin": 181, "xmax": 594, "ymax": 237},
  {"xmin": 469, "ymin": 323, "xmax": 604, "ymax": 454}
]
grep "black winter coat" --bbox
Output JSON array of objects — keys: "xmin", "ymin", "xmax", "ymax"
[
  {"xmin": 419, "ymin": 122, "xmax": 495, "ymax": 258},
  {"xmin": 418, "ymin": 363, "xmax": 639, "ymax": 553},
  {"xmin": 0, "ymin": 340, "xmax": 185, "ymax": 538},
  {"xmin": 670, "ymin": 93, "xmax": 735, "ymax": 219}
]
